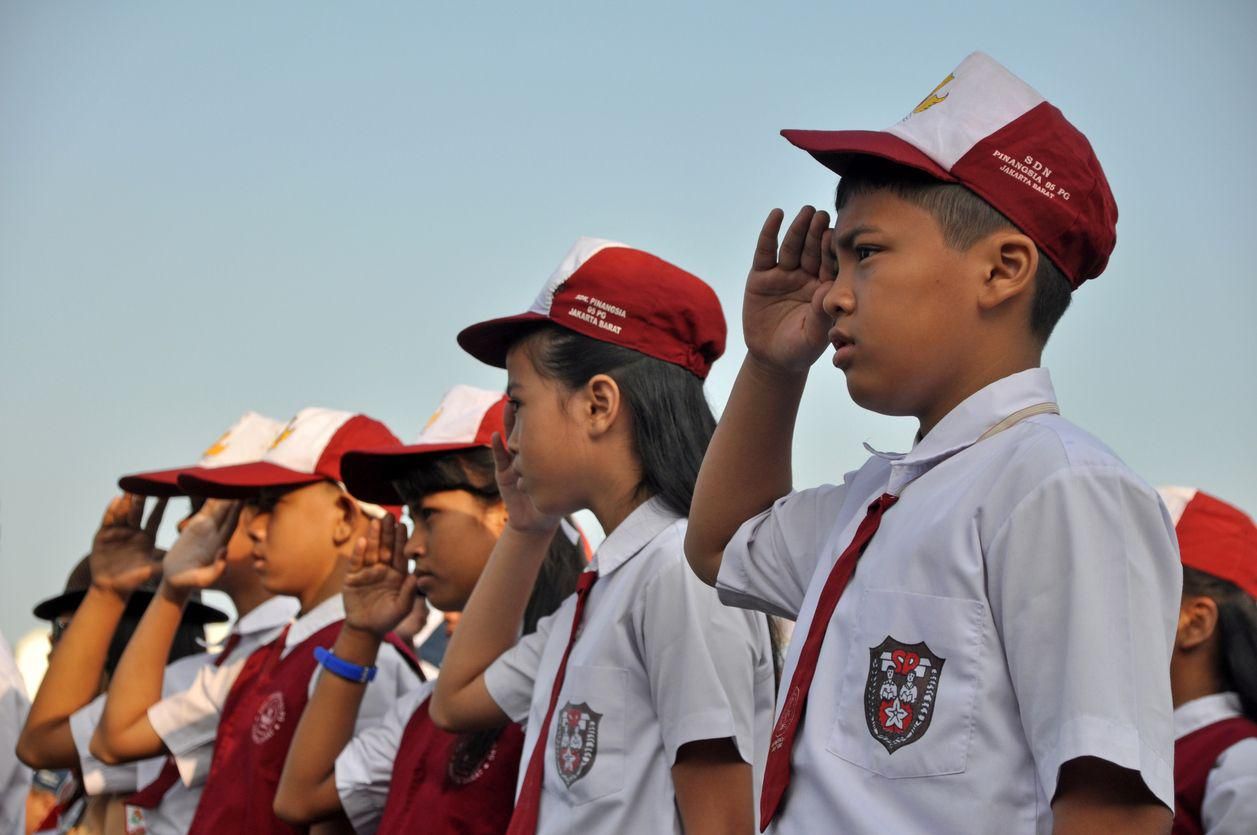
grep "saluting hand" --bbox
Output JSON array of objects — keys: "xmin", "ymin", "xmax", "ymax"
[
  {"xmin": 343, "ymin": 515, "xmax": 418, "ymax": 639},
  {"xmin": 162, "ymin": 499, "xmax": 242, "ymax": 592},
  {"xmin": 491, "ymin": 431, "xmax": 561, "ymax": 535},
  {"xmin": 743, "ymin": 206, "xmax": 836, "ymax": 374},
  {"xmin": 89, "ymin": 494, "xmax": 167, "ymax": 596}
]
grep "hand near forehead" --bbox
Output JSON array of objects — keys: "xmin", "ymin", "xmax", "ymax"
[
  {"xmin": 162, "ymin": 499, "xmax": 241, "ymax": 592},
  {"xmin": 89, "ymin": 494, "xmax": 167, "ymax": 595},
  {"xmin": 343, "ymin": 515, "xmax": 419, "ymax": 639},
  {"xmin": 491, "ymin": 432, "xmax": 562, "ymax": 535},
  {"xmin": 743, "ymin": 206, "xmax": 836, "ymax": 374}
]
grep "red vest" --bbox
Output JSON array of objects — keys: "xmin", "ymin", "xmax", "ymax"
[
  {"xmin": 189, "ymin": 620, "xmax": 420, "ymax": 835},
  {"xmin": 376, "ymin": 696, "xmax": 524, "ymax": 835},
  {"xmin": 1173, "ymin": 715, "xmax": 1257, "ymax": 835}
]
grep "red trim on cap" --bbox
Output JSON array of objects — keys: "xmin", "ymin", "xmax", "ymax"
[
  {"xmin": 780, "ymin": 129, "xmax": 954, "ymax": 181},
  {"xmin": 1177, "ymin": 491, "xmax": 1257, "ymax": 599},
  {"xmin": 312, "ymin": 414, "xmax": 404, "ymax": 485},
  {"xmin": 118, "ymin": 466, "xmax": 194, "ymax": 498},
  {"xmin": 457, "ymin": 312, "xmax": 551, "ymax": 369},
  {"xmin": 176, "ymin": 462, "xmax": 324, "ymax": 498}
]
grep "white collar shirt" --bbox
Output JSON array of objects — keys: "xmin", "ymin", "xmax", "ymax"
[
  {"xmin": 1174, "ymin": 693, "xmax": 1257, "ymax": 835},
  {"xmin": 717, "ymin": 368, "xmax": 1181, "ymax": 834},
  {"xmin": 484, "ymin": 497, "xmax": 776, "ymax": 834},
  {"xmin": 147, "ymin": 593, "xmax": 419, "ymax": 795}
]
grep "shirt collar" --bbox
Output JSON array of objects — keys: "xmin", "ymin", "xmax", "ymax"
[
  {"xmin": 588, "ymin": 496, "xmax": 680, "ymax": 578},
  {"xmin": 231, "ymin": 595, "xmax": 300, "ymax": 638},
  {"xmin": 1174, "ymin": 692, "xmax": 1244, "ymax": 739},
  {"xmin": 287, "ymin": 594, "xmax": 344, "ymax": 649},
  {"xmin": 872, "ymin": 368, "xmax": 1057, "ymax": 495}
]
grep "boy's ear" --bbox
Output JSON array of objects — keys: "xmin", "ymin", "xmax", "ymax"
[
  {"xmin": 975, "ymin": 230, "xmax": 1038, "ymax": 311},
  {"xmin": 330, "ymin": 491, "xmax": 362, "ymax": 547},
  {"xmin": 583, "ymin": 374, "xmax": 623, "ymax": 439},
  {"xmin": 1176, "ymin": 595, "xmax": 1220, "ymax": 651},
  {"xmin": 484, "ymin": 500, "xmax": 509, "ymax": 537}
]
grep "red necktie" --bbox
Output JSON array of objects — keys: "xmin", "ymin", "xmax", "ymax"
[
  {"xmin": 506, "ymin": 570, "xmax": 599, "ymax": 835},
  {"xmin": 759, "ymin": 493, "xmax": 899, "ymax": 830},
  {"xmin": 127, "ymin": 632, "xmax": 244, "ymax": 808}
]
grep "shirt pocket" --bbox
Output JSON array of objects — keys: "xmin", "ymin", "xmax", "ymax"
[
  {"xmin": 548, "ymin": 665, "xmax": 627, "ymax": 805},
  {"xmin": 826, "ymin": 588, "xmax": 986, "ymax": 778}
]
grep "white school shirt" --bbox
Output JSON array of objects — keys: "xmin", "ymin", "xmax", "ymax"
[
  {"xmin": 62, "ymin": 595, "xmax": 300, "ymax": 835},
  {"xmin": 147, "ymin": 594, "xmax": 419, "ymax": 789},
  {"xmin": 1174, "ymin": 693, "xmax": 1257, "ymax": 834},
  {"xmin": 717, "ymin": 368, "xmax": 1181, "ymax": 835},
  {"xmin": 0, "ymin": 633, "xmax": 30, "ymax": 835},
  {"xmin": 334, "ymin": 682, "xmax": 433, "ymax": 835},
  {"xmin": 484, "ymin": 498, "xmax": 776, "ymax": 835}
]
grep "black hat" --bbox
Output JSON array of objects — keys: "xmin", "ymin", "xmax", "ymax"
[{"xmin": 32, "ymin": 553, "xmax": 229, "ymax": 625}]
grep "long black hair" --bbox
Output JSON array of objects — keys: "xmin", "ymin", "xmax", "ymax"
[
  {"xmin": 517, "ymin": 325, "xmax": 717, "ymax": 519},
  {"xmin": 1183, "ymin": 566, "xmax": 1257, "ymax": 720},
  {"xmin": 392, "ymin": 447, "xmax": 586, "ymax": 779}
]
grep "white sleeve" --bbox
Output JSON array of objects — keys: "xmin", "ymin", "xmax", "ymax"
[
  {"xmin": 1202, "ymin": 737, "xmax": 1257, "ymax": 835},
  {"xmin": 335, "ymin": 684, "xmax": 433, "ymax": 835},
  {"xmin": 147, "ymin": 651, "xmax": 247, "ymax": 762},
  {"xmin": 640, "ymin": 546, "xmax": 774, "ymax": 766},
  {"xmin": 0, "ymin": 640, "xmax": 30, "ymax": 835},
  {"xmin": 716, "ymin": 483, "xmax": 848, "ymax": 620},
  {"xmin": 483, "ymin": 608, "xmax": 559, "ymax": 726},
  {"xmin": 986, "ymin": 466, "xmax": 1180, "ymax": 811},
  {"xmin": 68, "ymin": 696, "xmax": 142, "ymax": 795}
]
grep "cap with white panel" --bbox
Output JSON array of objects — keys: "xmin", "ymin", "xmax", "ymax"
[
  {"xmin": 457, "ymin": 236, "xmax": 726, "ymax": 379},
  {"xmin": 782, "ymin": 51, "xmax": 1118, "ymax": 288},
  {"xmin": 1159, "ymin": 486, "xmax": 1257, "ymax": 598},
  {"xmin": 177, "ymin": 408, "xmax": 402, "ymax": 517},
  {"xmin": 118, "ymin": 411, "xmax": 286, "ymax": 497},
  {"xmin": 341, "ymin": 385, "xmax": 507, "ymax": 506}
]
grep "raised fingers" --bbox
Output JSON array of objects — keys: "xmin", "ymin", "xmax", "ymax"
[
  {"xmin": 125, "ymin": 494, "xmax": 145, "ymax": 529},
  {"xmin": 798, "ymin": 209, "xmax": 831, "ymax": 277},
  {"xmin": 751, "ymin": 209, "xmax": 786, "ymax": 272},
  {"xmin": 143, "ymin": 497, "xmax": 169, "ymax": 539},
  {"xmin": 775, "ymin": 206, "xmax": 817, "ymax": 272},
  {"xmin": 360, "ymin": 519, "xmax": 382, "ymax": 568},
  {"xmin": 820, "ymin": 227, "xmax": 837, "ymax": 282},
  {"xmin": 390, "ymin": 517, "xmax": 407, "ymax": 575}
]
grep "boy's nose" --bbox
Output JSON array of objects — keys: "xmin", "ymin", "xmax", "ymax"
[
  {"xmin": 820, "ymin": 274, "xmax": 854, "ymax": 319},
  {"xmin": 403, "ymin": 527, "xmax": 426, "ymax": 559},
  {"xmin": 246, "ymin": 511, "xmax": 269, "ymax": 543}
]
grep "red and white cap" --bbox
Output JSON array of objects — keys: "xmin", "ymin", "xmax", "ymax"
[
  {"xmin": 457, "ymin": 237, "xmax": 726, "ymax": 379},
  {"xmin": 341, "ymin": 385, "xmax": 507, "ymax": 505},
  {"xmin": 1159, "ymin": 486, "xmax": 1257, "ymax": 598},
  {"xmin": 178, "ymin": 407, "xmax": 402, "ymax": 512},
  {"xmin": 118, "ymin": 412, "xmax": 286, "ymax": 497},
  {"xmin": 783, "ymin": 51, "xmax": 1117, "ymax": 289}
]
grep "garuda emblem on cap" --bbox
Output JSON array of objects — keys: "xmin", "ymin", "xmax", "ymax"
[
  {"xmin": 554, "ymin": 702, "xmax": 601, "ymax": 787},
  {"xmin": 863, "ymin": 636, "xmax": 945, "ymax": 754}
]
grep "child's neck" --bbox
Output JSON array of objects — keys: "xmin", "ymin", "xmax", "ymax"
[
  {"xmin": 589, "ymin": 481, "xmax": 648, "ymax": 536},
  {"xmin": 297, "ymin": 561, "xmax": 348, "ymax": 617},
  {"xmin": 228, "ymin": 583, "xmax": 275, "ymax": 620},
  {"xmin": 916, "ymin": 348, "xmax": 1042, "ymax": 438}
]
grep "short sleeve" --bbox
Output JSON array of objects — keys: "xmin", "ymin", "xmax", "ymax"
[
  {"xmin": 986, "ymin": 467, "xmax": 1180, "ymax": 810},
  {"xmin": 147, "ymin": 651, "xmax": 247, "ymax": 762},
  {"xmin": 335, "ymin": 684, "xmax": 433, "ymax": 835},
  {"xmin": 716, "ymin": 483, "xmax": 847, "ymax": 619},
  {"xmin": 69, "ymin": 695, "xmax": 142, "ymax": 795},
  {"xmin": 639, "ymin": 550, "xmax": 773, "ymax": 766},
  {"xmin": 1202, "ymin": 738, "xmax": 1257, "ymax": 834},
  {"xmin": 484, "ymin": 608, "xmax": 559, "ymax": 725}
]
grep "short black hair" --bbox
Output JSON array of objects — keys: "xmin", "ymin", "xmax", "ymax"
[
  {"xmin": 517, "ymin": 325, "xmax": 717, "ymax": 519},
  {"xmin": 833, "ymin": 158, "xmax": 1072, "ymax": 343}
]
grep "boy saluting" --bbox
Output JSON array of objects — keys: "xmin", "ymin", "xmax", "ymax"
[{"xmin": 686, "ymin": 53, "xmax": 1180, "ymax": 833}]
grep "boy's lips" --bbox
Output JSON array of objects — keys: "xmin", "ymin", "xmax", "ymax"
[{"xmin": 829, "ymin": 329, "xmax": 855, "ymax": 367}]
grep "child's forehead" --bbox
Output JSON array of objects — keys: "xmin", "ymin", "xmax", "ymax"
[{"xmin": 832, "ymin": 189, "xmax": 939, "ymax": 242}]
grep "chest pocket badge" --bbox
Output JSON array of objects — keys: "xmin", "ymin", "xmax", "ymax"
[
  {"xmin": 554, "ymin": 702, "xmax": 601, "ymax": 787},
  {"xmin": 864, "ymin": 637, "xmax": 946, "ymax": 754},
  {"xmin": 251, "ymin": 691, "xmax": 287, "ymax": 745}
]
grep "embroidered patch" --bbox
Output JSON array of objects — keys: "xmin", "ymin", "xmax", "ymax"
[
  {"xmin": 863, "ymin": 636, "xmax": 945, "ymax": 754},
  {"xmin": 251, "ymin": 691, "xmax": 287, "ymax": 744},
  {"xmin": 124, "ymin": 805, "xmax": 147, "ymax": 835},
  {"xmin": 553, "ymin": 702, "xmax": 601, "ymax": 787}
]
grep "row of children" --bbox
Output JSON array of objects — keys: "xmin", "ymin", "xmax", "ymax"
[{"xmin": 11, "ymin": 51, "xmax": 1257, "ymax": 834}]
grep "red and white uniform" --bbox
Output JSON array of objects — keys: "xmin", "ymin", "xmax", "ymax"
[
  {"xmin": 335, "ymin": 681, "xmax": 524, "ymax": 835},
  {"xmin": 1173, "ymin": 693, "xmax": 1257, "ymax": 835}
]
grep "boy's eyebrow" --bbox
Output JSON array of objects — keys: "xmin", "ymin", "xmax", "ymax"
[{"xmin": 834, "ymin": 224, "xmax": 883, "ymax": 251}]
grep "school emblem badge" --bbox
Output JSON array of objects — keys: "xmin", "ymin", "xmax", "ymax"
[
  {"xmin": 251, "ymin": 691, "xmax": 287, "ymax": 744},
  {"xmin": 863, "ymin": 636, "xmax": 945, "ymax": 754},
  {"xmin": 553, "ymin": 702, "xmax": 600, "ymax": 787}
]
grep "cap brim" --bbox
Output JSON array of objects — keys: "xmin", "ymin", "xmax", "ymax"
[
  {"xmin": 342, "ymin": 442, "xmax": 490, "ymax": 505},
  {"xmin": 177, "ymin": 461, "xmax": 323, "ymax": 498},
  {"xmin": 118, "ymin": 466, "xmax": 196, "ymax": 498},
  {"xmin": 780, "ymin": 129, "xmax": 954, "ymax": 181},
  {"xmin": 33, "ymin": 589, "xmax": 229, "ymax": 625},
  {"xmin": 457, "ymin": 312, "xmax": 550, "ymax": 368}
]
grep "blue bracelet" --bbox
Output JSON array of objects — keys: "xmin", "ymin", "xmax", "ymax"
[{"xmin": 314, "ymin": 646, "xmax": 378, "ymax": 684}]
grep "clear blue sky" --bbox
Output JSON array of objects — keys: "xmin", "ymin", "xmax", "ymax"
[{"xmin": 3, "ymin": 1, "xmax": 1255, "ymax": 643}]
